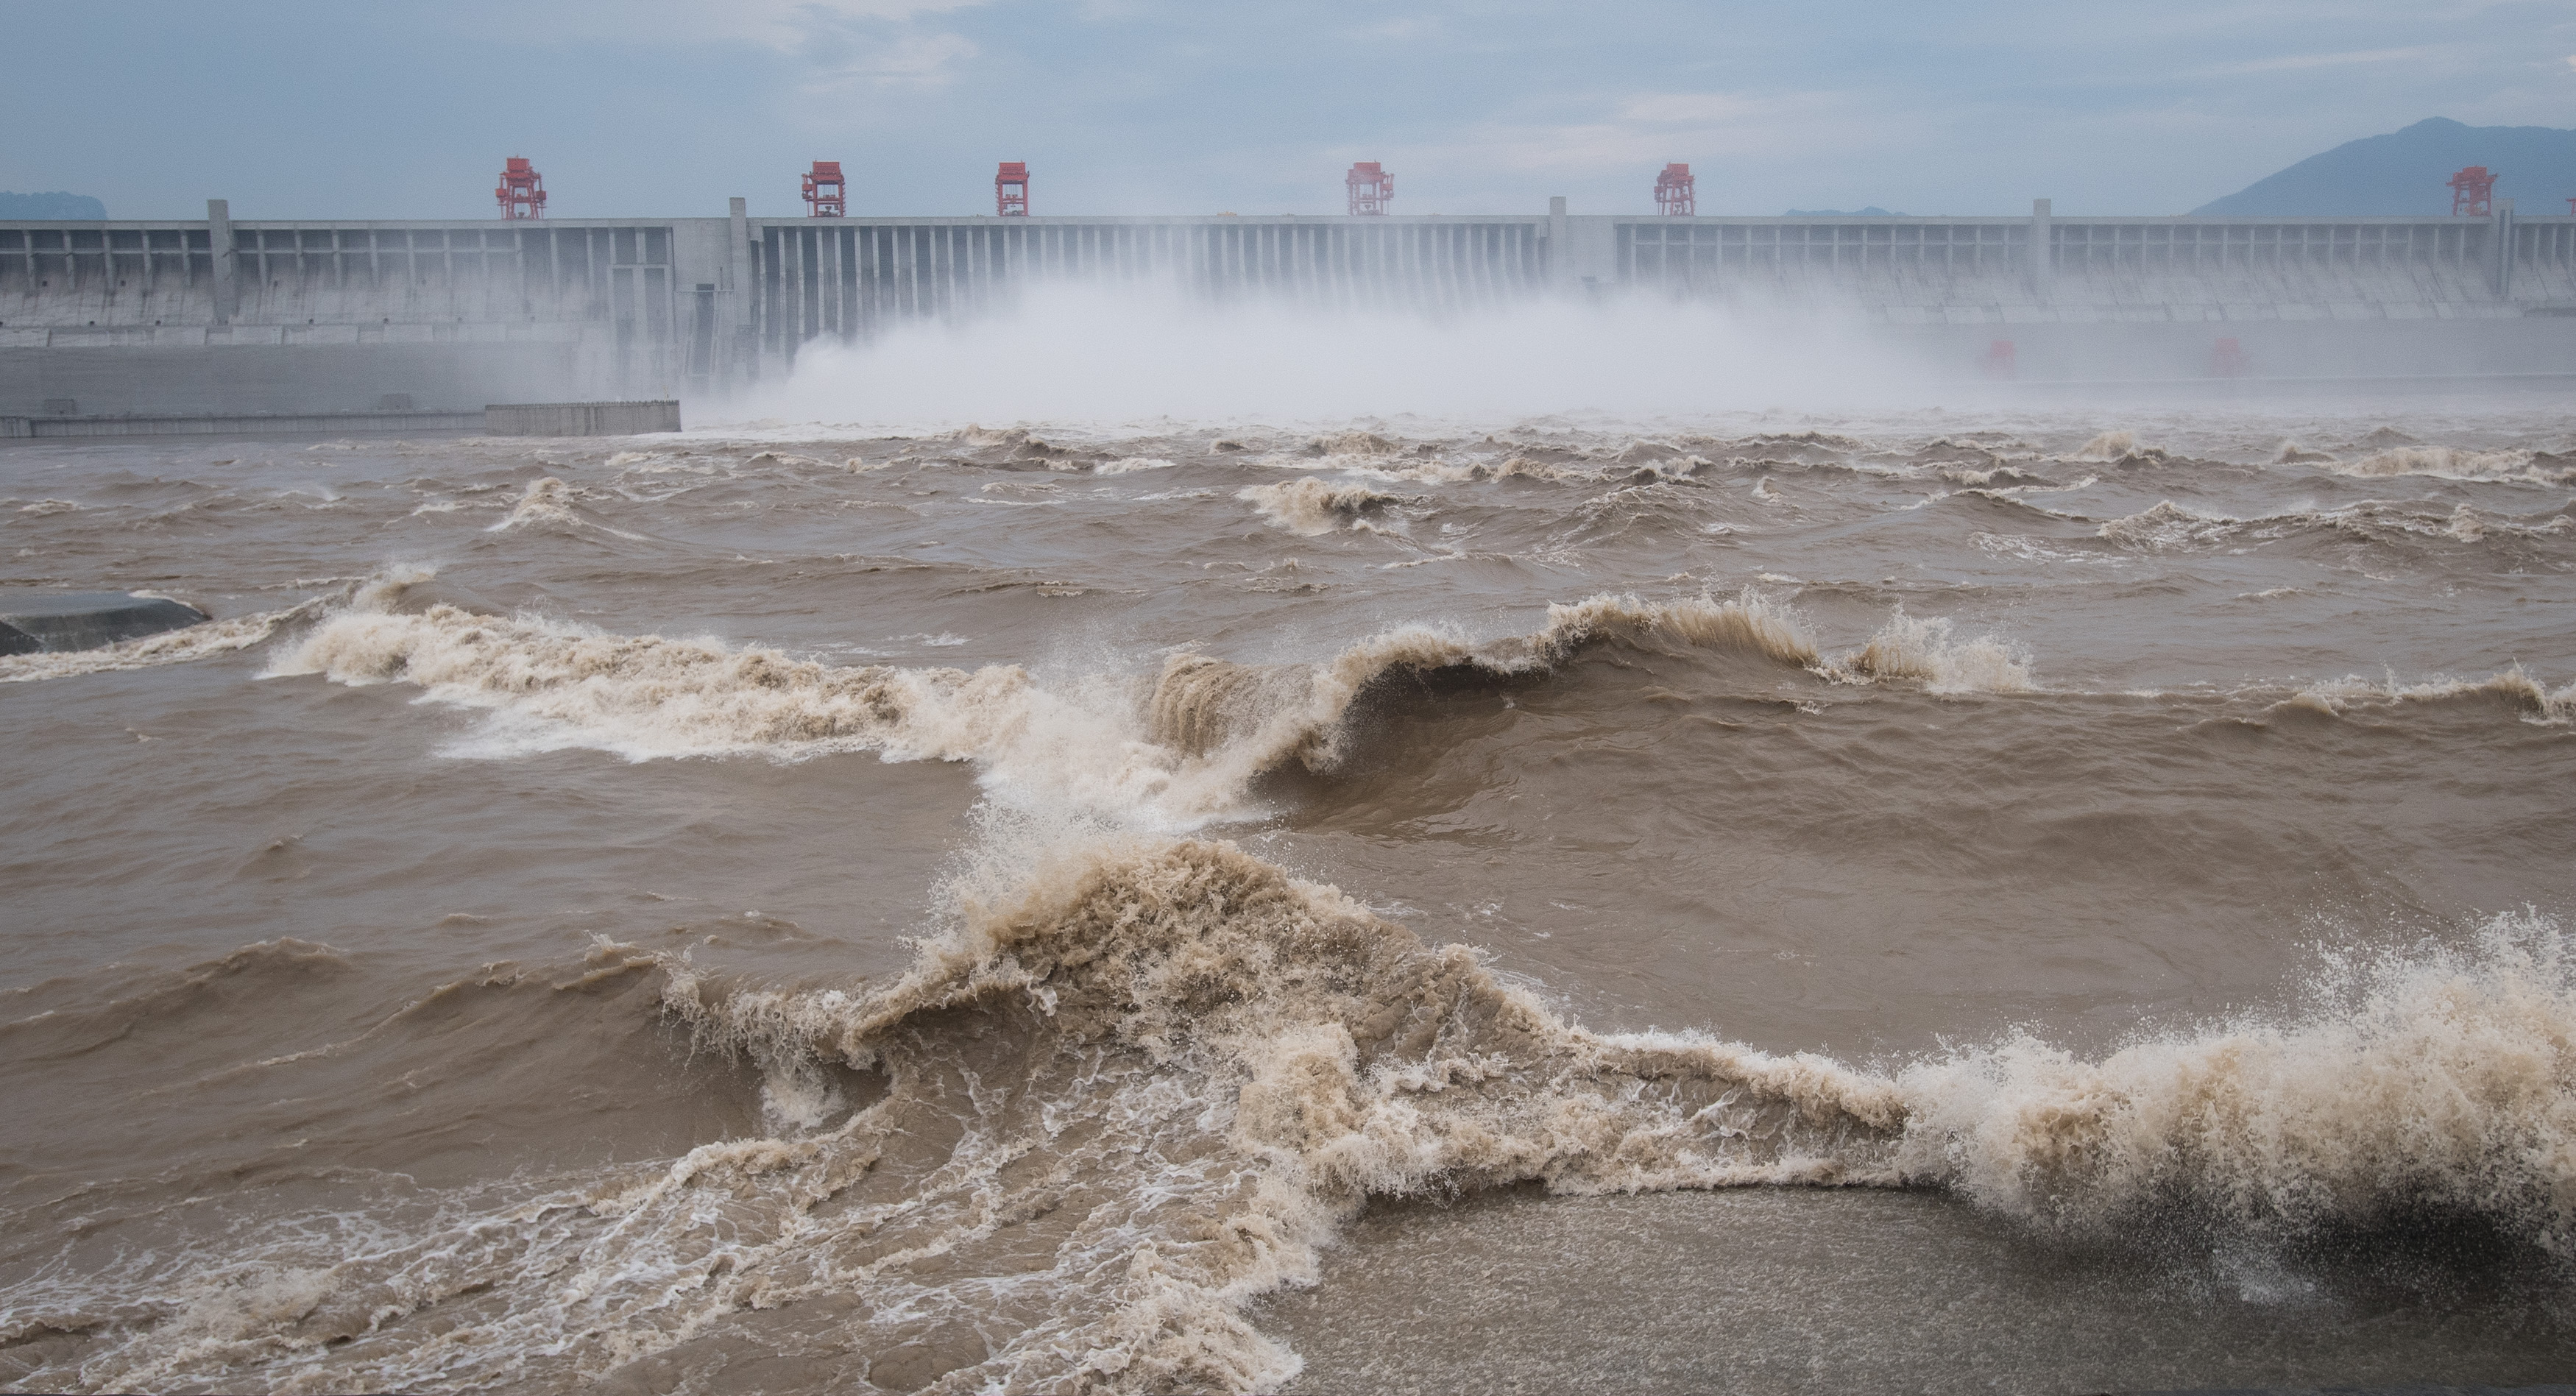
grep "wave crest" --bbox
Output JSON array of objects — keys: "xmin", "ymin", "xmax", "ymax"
[
  {"xmin": 1841, "ymin": 608, "xmax": 2036, "ymax": 693},
  {"xmin": 2285, "ymin": 665, "xmax": 2576, "ymax": 726},
  {"xmin": 24, "ymin": 832, "xmax": 2576, "ymax": 1395},
  {"xmin": 652, "ymin": 833, "xmax": 1906, "ymax": 1392},
  {"xmin": 654, "ymin": 839, "xmax": 2576, "ymax": 1393},
  {"xmin": 1236, "ymin": 477, "xmax": 1416, "ymax": 534},
  {"xmin": 1896, "ymin": 910, "xmax": 2576, "ymax": 1247},
  {"xmin": 1145, "ymin": 590, "xmax": 1819, "ymax": 779},
  {"xmin": 271, "ymin": 602, "xmax": 953, "ymax": 757},
  {"xmin": 2329, "ymin": 447, "xmax": 2566, "ymax": 483},
  {"xmin": 275, "ymin": 580, "xmax": 1823, "ymax": 826},
  {"xmin": 2070, "ymin": 430, "xmax": 2166, "ymax": 464}
]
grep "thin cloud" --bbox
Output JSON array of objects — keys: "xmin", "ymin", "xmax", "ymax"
[
  {"xmin": 467, "ymin": 0, "xmax": 992, "ymax": 51},
  {"xmin": 1615, "ymin": 93, "xmax": 1769, "ymax": 125},
  {"xmin": 800, "ymin": 31, "xmax": 982, "ymax": 91},
  {"xmin": 1381, "ymin": 89, "xmax": 1911, "ymax": 178},
  {"xmin": 2190, "ymin": 44, "xmax": 2443, "ymax": 77},
  {"xmin": 1349, "ymin": 16, "xmax": 1443, "ymax": 40}
]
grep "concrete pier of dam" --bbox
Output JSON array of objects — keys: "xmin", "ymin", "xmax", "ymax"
[{"xmin": 4, "ymin": 196, "xmax": 2574, "ymax": 417}]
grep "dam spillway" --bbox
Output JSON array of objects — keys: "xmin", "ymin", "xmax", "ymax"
[{"xmin": 4, "ymin": 196, "xmax": 2575, "ymax": 417}]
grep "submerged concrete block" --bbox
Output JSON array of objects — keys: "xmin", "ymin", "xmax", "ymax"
[
  {"xmin": 0, "ymin": 591, "xmax": 208, "ymax": 655},
  {"xmin": 483, "ymin": 400, "xmax": 682, "ymax": 437}
]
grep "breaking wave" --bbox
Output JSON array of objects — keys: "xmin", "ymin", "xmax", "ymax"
[
  {"xmin": 640, "ymin": 832, "xmax": 1909, "ymax": 1392},
  {"xmin": 2069, "ymin": 430, "xmax": 2164, "ymax": 464},
  {"xmin": 2282, "ymin": 666, "xmax": 2576, "ymax": 726},
  {"xmin": 264, "ymin": 575, "xmax": 1258, "ymax": 821},
  {"xmin": 1840, "ymin": 608, "xmax": 2036, "ymax": 694},
  {"xmin": 1236, "ymin": 478, "xmax": 1416, "ymax": 535},
  {"xmin": 2098, "ymin": 500, "xmax": 2243, "ymax": 550},
  {"xmin": 489, "ymin": 475, "xmax": 577, "ymax": 531},
  {"xmin": 2095, "ymin": 497, "xmax": 2575, "ymax": 556},
  {"xmin": 1896, "ymin": 908, "xmax": 2576, "ymax": 1248},
  {"xmin": 29, "ymin": 835, "xmax": 2570, "ymax": 1395},
  {"xmin": 1364, "ymin": 454, "xmax": 1596, "ymax": 486},
  {"xmin": 0, "ymin": 600, "xmax": 322, "ymax": 685},
  {"xmin": 267, "ymin": 578, "xmax": 1822, "ymax": 826},
  {"xmin": 2326, "ymin": 447, "xmax": 2570, "ymax": 483},
  {"xmin": 486, "ymin": 476, "xmax": 648, "ymax": 538},
  {"xmin": 1146, "ymin": 589, "xmax": 1818, "ymax": 779},
  {"xmin": 272, "ymin": 570, "xmax": 2065, "ymax": 835}
]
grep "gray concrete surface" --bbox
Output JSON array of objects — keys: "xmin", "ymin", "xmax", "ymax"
[
  {"xmin": 0, "ymin": 592, "xmax": 207, "ymax": 655},
  {"xmin": 482, "ymin": 400, "xmax": 679, "ymax": 436}
]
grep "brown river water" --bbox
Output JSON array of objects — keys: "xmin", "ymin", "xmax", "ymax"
[{"xmin": 3, "ymin": 386, "xmax": 2575, "ymax": 1393}]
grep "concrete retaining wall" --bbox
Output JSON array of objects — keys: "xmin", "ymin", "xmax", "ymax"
[
  {"xmin": 2, "ymin": 408, "xmax": 481, "ymax": 439},
  {"xmin": 1, "ymin": 402, "xmax": 674, "ymax": 439},
  {"xmin": 484, "ymin": 400, "xmax": 680, "ymax": 436}
]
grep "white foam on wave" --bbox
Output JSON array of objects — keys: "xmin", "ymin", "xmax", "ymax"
[
  {"xmin": 1897, "ymin": 908, "xmax": 2576, "ymax": 1246},
  {"xmin": 268, "ymin": 579, "xmax": 1261, "ymax": 827},
  {"xmin": 272, "ymin": 570, "xmax": 2061, "ymax": 833},
  {"xmin": 1236, "ymin": 477, "xmax": 1416, "ymax": 535},
  {"xmin": 0, "ymin": 601, "xmax": 323, "ymax": 685},
  {"xmin": 2283, "ymin": 665, "xmax": 2576, "ymax": 726},
  {"xmin": 268, "ymin": 579, "xmax": 1832, "ymax": 830},
  {"xmin": 1839, "ymin": 607, "xmax": 2037, "ymax": 694},
  {"xmin": 2068, "ymin": 430, "xmax": 2164, "ymax": 464},
  {"xmin": 2098, "ymin": 500, "xmax": 2243, "ymax": 550},
  {"xmin": 485, "ymin": 476, "xmax": 648, "ymax": 539},
  {"xmin": 1266, "ymin": 450, "xmax": 1593, "ymax": 487},
  {"xmin": 2099, "ymin": 496, "xmax": 2574, "ymax": 554},
  {"xmin": 2328, "ymin": 447, "xmax": 2566, "ymax": 483}
]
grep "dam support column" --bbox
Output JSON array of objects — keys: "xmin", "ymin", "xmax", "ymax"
[
  {"xmin": 206, "ymin": 199, "xmax": 237, "ymax": 325},
  {"xmin": 2028, "ymin": 198, "xmax": 2053, "ymax": 305},
  {"xmin": 1549, "ymin": 196, "xmax": 1571, "ymax": 294},
  {"xmin": 726, "ymin": 196, "xmax": 754, "ymax": 388},
  {"xmin": 2491, "ymin": 198, "xmax": 2516, "ymax": 300}
]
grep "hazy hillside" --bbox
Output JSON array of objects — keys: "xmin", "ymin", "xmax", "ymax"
[
  {"xmin": 2195, "ymin": 118, "xmax": 2576, "ymax": 216},
  {"xmin": 0, "ymin": 192, "xmax": 107, "ymax": 219}
]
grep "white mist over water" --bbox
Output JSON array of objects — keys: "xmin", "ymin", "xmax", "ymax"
[{"xmin": 726, "ymin": 280, "xmax": 1941, "ymax": 429}]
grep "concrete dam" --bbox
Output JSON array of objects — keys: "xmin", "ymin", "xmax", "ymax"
[{"xmin": 5, "ymin": 196, "xmax": 2575, "ymax": 419}]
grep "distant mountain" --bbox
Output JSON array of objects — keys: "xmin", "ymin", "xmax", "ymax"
[
  {"xmin": 0, "ymin": 192, "xmax": 107, "ymax": 219},
  {"xmin": 1785, "ymin": 207, "xmax": 1907, "ymax": 216},
  {"xmin": 2194, "ymin": 118, "xmax": 2576, "ymax": 216}
]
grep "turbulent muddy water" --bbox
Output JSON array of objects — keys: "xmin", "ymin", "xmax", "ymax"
[{"xmin": 3, "ymin": 403, "xmax": 2575, "ymax": 1393}]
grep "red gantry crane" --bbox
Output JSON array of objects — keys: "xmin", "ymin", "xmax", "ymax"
[
  {"xmin": 496, "ymin": 157, "xmax": 546, "ymax": 220},
  {"xmin": 1655, "ymin": 163, "xmax": 1696, "ymax": 216},
  {"xmin": 2449, "ymin": 166, "xmax": 2497, "ymax": 216},
  {"xmin": 804, "ymin": 161, "xmax": 846, "ymax": 217},
  {"xmin": 995, "ymin": 162, "xmax": 1030, "ymax": 216},
  {"xmin": 1346, "ymin": 162, "xmax": 1393, "ymax": 216}
]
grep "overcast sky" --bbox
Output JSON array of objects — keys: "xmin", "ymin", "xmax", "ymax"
[{"xmin": 7, "ymin": 1, "xmax": 2573, "ymax": 221}]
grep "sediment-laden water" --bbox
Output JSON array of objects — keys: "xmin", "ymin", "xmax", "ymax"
[{"xmin": 2, "ymin": 403, "xmax": 2573, "ymax": 1393}]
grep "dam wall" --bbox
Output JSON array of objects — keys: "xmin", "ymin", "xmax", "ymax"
[{"xmin": 4, "ymin": 198, "xmax": 2573, "ymax": 417}]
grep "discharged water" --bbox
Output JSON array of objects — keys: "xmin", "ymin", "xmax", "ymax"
[{"xmin": 2, "ymin": 402, "xmax": 2573, "ymax": 1393}]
